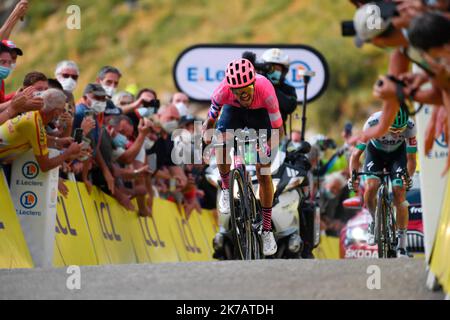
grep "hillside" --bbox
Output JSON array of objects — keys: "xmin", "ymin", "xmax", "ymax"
[{"xmin": 3, "ymin": 0, "xmax": 389, "ymax": 135}]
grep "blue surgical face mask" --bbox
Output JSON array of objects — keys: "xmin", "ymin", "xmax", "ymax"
[
  {"xmin": 267, "ymin": 70, "xmax": 282, "ymax": 84},
  {"xmin": 112, "ymin": 133, "xmax": 129, "ymax": 149},
  {"xmin": 0, "ymin": 66, "xmax": 11, "ymax": 80}
]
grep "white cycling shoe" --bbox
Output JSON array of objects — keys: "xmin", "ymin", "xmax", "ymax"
[
  {"xmin": 262, "ymin": 231, "xmax": 277, "ymax": 256},
  {"xmin": 219, "ymin": 189, "xmax": 230, "ymax": 215}
]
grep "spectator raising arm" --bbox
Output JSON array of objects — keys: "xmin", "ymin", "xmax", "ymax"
[{"xmin": 0, "ymin": 1, "xmax": 29, "ymax": 39}]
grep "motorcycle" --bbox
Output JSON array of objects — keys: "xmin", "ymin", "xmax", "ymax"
[{"xmin": 208, "ymin": 141, "xmax": 321, "ymax": 260}]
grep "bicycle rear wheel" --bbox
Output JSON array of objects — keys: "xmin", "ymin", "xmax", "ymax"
[{"xmin": 229, "ymin": 169, "xmax": 252, "ymax": 260}]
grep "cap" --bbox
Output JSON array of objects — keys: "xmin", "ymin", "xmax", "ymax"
[
  {"xmin": 353, "ymin": 3, "xmax": 391, "ymax": 47},
  {"xmin": 83, "ymin": 83, "xmax": 107, "ymax": 97},
  {"xmin": 1, "ymin": 40, "xmax": 23, "ymax": 56}
]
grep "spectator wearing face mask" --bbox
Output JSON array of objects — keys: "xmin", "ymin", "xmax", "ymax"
[
  {"xmin": 0, "ymin": 47, "xmax": 41, "ymax": 125},
  {"xmin": 108, "ymin": 115, "xmax": 154, "ymax": 216},
  {"xmin": 74, "ymin": 83, "xmax": 116, "ymax": 195},
  {"xmin": 0, "ymin": 88, "xmax": 82, "ymax": 171},
  {"xmin": 55, "ymin": 60, "xmax": 79, "ymax": 94},
  {"xmin": 148, "ymin": 104, "xmax": 187, "ymax": 192},
  {"xmin": 1, "ymin": 39, "xmax": 23, "ymax": 77},
  {"xmin": 171, "ymin": 92, "xmax": 191, "ymax": 118},
  {"xmin": 126, "ymin": 88, "xmax": 159, "ymax": 132},
  {"xmin": 95, "ymin": 66, "xmax": 123, "ymax": 117}
]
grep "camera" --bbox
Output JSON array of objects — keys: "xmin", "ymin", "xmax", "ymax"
[{"xmin": 142, "ymin": 99, "xmax": 160, "ymax": 109}]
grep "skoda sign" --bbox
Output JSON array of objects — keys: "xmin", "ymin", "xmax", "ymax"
[{"xmin": 173, "ymin": 44, "xmax": 329, "ymax": 104}]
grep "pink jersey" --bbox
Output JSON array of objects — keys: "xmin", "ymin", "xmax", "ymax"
[{"xmin": 209, "ymin": 74, "xmax": 282, "ymax": 128}]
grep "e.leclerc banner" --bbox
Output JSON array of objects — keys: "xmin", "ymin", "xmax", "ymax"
[
  {"xmin": 173, "ymin": 44, "xmax": 329, "ymax": 103},
  {"xmin": 9, "ymin": 149, "xmax": 60, "ymax": 268}
]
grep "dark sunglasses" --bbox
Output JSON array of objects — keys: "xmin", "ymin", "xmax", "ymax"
[{"xmin": 61, "ymin": 73, "xmax": 79, "ymax": 81}]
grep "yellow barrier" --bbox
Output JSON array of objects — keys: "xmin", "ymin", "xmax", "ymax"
[
  {"xmin": 313, "ymin": 235, "xmax": 340, "ymax": 260},
  {"xmin": 53, "ymin": 181, "xmax": 98, "ymax": 266},
  {"xmin": 430, "ymin": 176, "xmax": 450, "ymax": 294},
  {"xmin": 1, "ymin": 174, "xmax": 342, "ymax": 268},
  {"xmin": 0, "ymin": 169, "xmax": 33, "ymax": 268}
]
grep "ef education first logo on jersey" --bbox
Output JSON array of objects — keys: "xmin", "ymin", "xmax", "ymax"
[
  {"xmin": 20, "ymin": 191, "xmax": 38, "ymax": 209},
  {"xmin": 22, "ymin": 162, "xmax": 40, "ymax": 179},
  {"xmin": 174, "ymin": 44, "xmax": 329, "ymax": 103}
]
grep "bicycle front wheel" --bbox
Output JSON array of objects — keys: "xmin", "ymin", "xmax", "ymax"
[
  {"xmin": 229, "ymin": 169, "xmax": 252, "ymax": 260},
  {"xmin": 375, "ymin": 186, "xmax": 389, "ymax": 258}
]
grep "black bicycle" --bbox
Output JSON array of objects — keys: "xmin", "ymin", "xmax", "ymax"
[
  {"xmin": 353, "ymin": 170, "xmax": 399, "ymax": 258},
  {"xmin": 217, "ymin": 132, "xmax": 264, "ymax": 260}
]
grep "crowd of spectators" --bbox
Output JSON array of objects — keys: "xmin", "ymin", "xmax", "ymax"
[
  {"xmin": 0, "ymin": 0, "xmax": 214, "ymax": 219},
  {"xmin": 348, "ymin": 0, "xmax": 450, "ymax": 173}
]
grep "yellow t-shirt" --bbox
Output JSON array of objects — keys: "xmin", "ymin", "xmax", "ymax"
[{"xmin": 0, "ymin": 111, "xmax": 48, "ymax": 162}]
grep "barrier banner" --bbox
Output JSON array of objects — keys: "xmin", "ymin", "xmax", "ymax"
[
  {"xmin": 0, "ymin": 169, "xmax": 33, "ymax": 269},
  {"xmin": 9, "ymin": 150, "xmax": 59, "ymax": 267},
  {"xmin": 79, "ymin": 186, "xmax": 137, "ymax": 264},
  {"xmin": 197, "ymin": 210, "xmax": 219, "ymax": 256},
  {"xmin": 53, "ymin": 181, "xmax": 98, "ymax": 267},
  {"xmin": 76, "ymin": 183, "xmax": 111, "ymax": 264},
  {"xmin": 101, "ymin": 193, "xmax": 144, "ymax": 264},
  {"xmin": 132, "ymin": 200, "xmax": 180, "ymax": 263},
  {"xmin": 164, "ymin": 201, "xmax": 212, "ymax": 261},
  {"xmin": 430, "ymin": 178, "xmax": 450, "ymax": 293},
  {"xmin": 414, "ymin": 77, "xmax": 449, "ymax": 262}
]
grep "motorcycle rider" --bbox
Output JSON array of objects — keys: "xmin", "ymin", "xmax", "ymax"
[{"xmin": 261, "ymin": 48, "xmax": 298, "ymax": 132}]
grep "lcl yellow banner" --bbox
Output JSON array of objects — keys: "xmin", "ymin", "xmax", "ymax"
[
  {"xmin": 0, "ymin": 169, "xmax": 33, "ymax": 269},
  {"xmin": 430, "ymin": 176, "xmax": 450, "ymax": 294}
]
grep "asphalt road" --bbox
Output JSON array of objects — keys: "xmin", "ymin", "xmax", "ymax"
[{"xmin": 0, "ymin": 259, "xmax": 444, "ymax": 300}]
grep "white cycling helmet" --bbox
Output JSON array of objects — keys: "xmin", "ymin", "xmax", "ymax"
[{"xmin": 261, "ymin": 48, "xmax": 290, "ymax": 68}]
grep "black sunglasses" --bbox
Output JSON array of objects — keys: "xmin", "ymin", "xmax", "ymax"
[{"xmin": 61, "ymin": 73, "xmax": 79, "ymax": 81}]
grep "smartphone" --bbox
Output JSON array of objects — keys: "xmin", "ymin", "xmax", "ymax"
[
  {"xmin": 73, "ymin": 128, "xmax": 83, "ymax": 144},
  {"xmin": 84, "ymin": 109, "xmax": 96, "ymax": 120}
]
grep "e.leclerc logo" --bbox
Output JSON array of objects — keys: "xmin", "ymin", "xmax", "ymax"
[
  {"xmin": 187, "ymin": 67, "xmax": 225, "ymax": 83},
  {"xmin": 20, "ymin": 191, "xmax": 38, "ymax": 209},
  {"xmin": 435, "ymin": 133, "xmax": 448, "ymax": 149},
  {"xmin": 286, "ymin": 60, "xmax": 312, "ymax": 90},
  {"xmin": 22, "ymin": 161, "xmax": 39, "ymax": 179}
]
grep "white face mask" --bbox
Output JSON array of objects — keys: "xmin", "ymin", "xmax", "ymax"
[
  {"xmin": 102, "ymin": 85, "xmax": 116, "ymax": 97},
  {"xmin": 162, "ymin": 120, "xmax": 179, "ymax": 134},
  {"xmin": 175, "ymin": 102, "xmax": 189, "ymax": 117},
  {"xmin": 90, "ymin": 100, "xmax": 107, "ymax": 114},
  {"xmin": 58, "ymin": 77, "xmax": 77, "ymax": 92}
]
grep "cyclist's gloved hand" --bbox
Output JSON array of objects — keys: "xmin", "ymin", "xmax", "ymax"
[{"xmin": 405, "ymin": 174, "xmax": 413, "ymax": 191}]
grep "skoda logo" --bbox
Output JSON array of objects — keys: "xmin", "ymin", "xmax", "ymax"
[
  {"xmin": 22, "ymin": 162, "xmax": 39, "ymax": 179},
  {"xmin": 20, "ymin": 191, "xmax": 38, "ymax": 209},
  {"xmin": 286, "ymin": 60, "xmax": 312, "ymax": 89}
]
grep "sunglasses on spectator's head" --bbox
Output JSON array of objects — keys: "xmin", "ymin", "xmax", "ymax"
[{"xmin": 61, "ymin": 73, "xmax": 79, "ymax": 81}]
